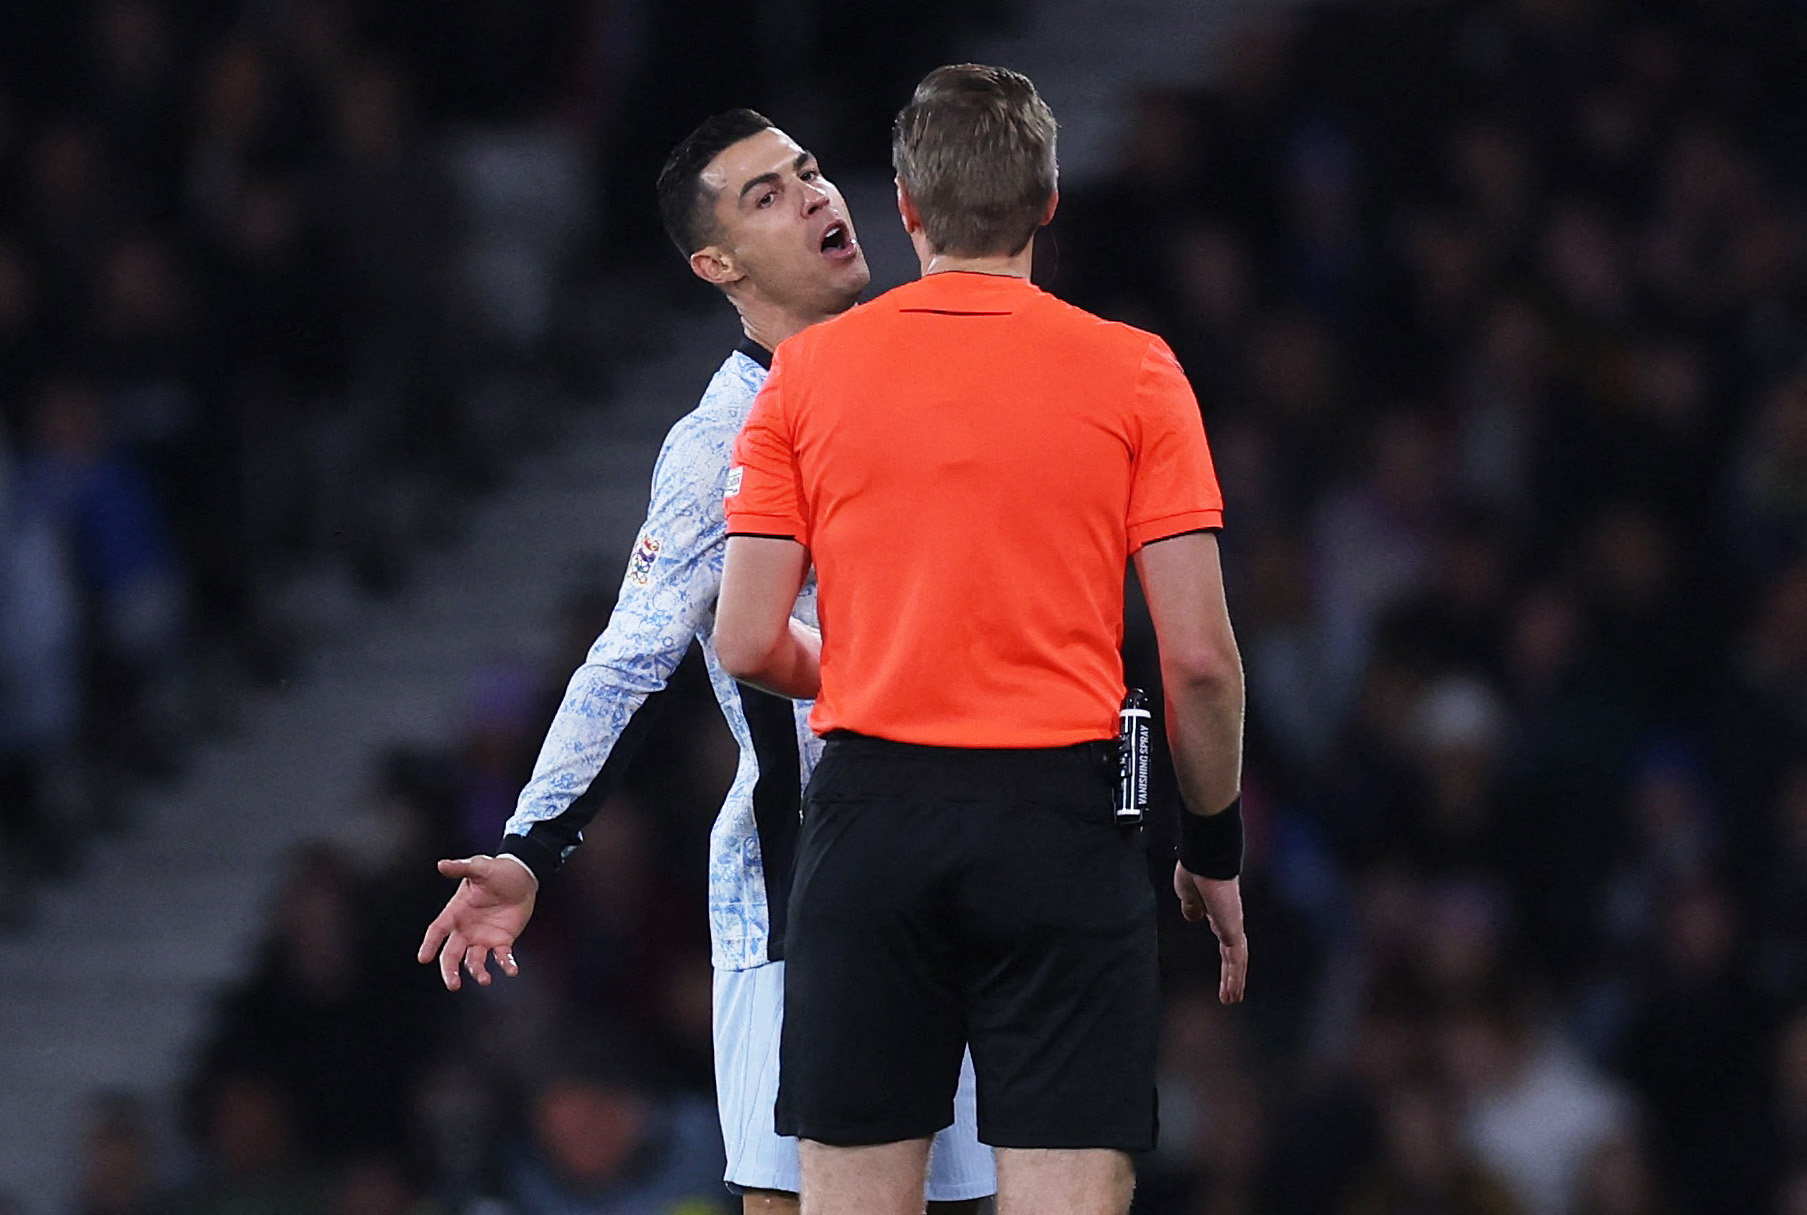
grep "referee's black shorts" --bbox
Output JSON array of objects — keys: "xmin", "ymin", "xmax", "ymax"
[{"xmin": 775, "ymin": 732, "xmax": 1159, "ymax": 1152}]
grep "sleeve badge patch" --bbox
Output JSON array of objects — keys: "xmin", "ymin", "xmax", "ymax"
[
  {"xmin": 627, "ymin": 536, "xmax": 661, "ymax": 584},
  {"xmin": 724, "ymin": 466, "xmax": 744, "ymax": 498}
]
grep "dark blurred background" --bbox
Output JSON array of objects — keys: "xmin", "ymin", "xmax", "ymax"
[{"xmin": 3, "ymin": 0, "xmax": 1807, "ymax": 1213}]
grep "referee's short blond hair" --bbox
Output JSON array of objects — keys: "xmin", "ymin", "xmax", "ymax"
[{"xmin": 892, "ymin": 64, "xmax": 1058, "ymax": 259}]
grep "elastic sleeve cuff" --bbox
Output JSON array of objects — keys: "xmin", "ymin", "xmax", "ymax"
[
  {"xmin": 1128, "ymin": 508, "xmax": 1224, "ymax": 551},
  {"xmin": 499, "ymin": 833, "xmax": 562, "ymax": 885},
  {"xmin": 724, "ymin": 514, "xmax": 806, "ymax": 541}
]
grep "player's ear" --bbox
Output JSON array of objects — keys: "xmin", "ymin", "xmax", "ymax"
[
  {"xmin": 1041, "ymin": 189, "xmax": 1059, "ymax": 227},
  {"xmin": 690, "ymin": 244, "xmax": 745, "ymax": 287},
  {"xmin": 895, "ymin": 178, "xmax": 925, "ymax": 237}
]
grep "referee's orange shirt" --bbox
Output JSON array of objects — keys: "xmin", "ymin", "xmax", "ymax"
[{"xmin": 725, "ymin": 270, "xmax": 1223, "ymax": 748}]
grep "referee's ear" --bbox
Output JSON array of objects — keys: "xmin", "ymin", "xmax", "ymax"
[
  {"xmin": 690, "ymin": 244, "xmax": 746, "ymax": 288},
  {"xmin": 895, "ymin": 178, "xmax": 925, "ymax": 239}
]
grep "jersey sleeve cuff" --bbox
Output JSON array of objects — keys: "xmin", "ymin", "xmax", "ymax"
[
  {"xmin": 1127, "ymin": 508, "xmax": 1224, "ymax": 551},
  {"xmin": 724, "ymin": 514, "xmax": 805, "ymax": 541},
  {"xmin": 499, "ymin": 833, "xmax": 563, "ymax": 885}
]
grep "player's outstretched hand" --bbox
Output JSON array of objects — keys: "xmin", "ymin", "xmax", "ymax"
[
  {"xmin": 418, "ymin": 855, "xmax": 538, "ymax": 991},
  {"xmin": 1174, "ymin": 863, "xmax": 1247, "ymax": 1005}
]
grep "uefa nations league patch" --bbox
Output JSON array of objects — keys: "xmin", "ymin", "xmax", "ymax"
[{"xmin": 627, "ymin": 536, "xmax": 661, "ymax": 584}]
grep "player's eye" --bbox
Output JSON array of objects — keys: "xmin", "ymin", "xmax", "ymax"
[
  {"xmin": 757, "ymin": 190, "xmax": 776, "ymax": 208},
  {"xmin": 800, "ymin": 167, "xmax": 820, "ymax": 181}
]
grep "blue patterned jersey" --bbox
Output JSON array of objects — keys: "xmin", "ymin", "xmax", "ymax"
[{"xmin": 500, "ymin": 345, "xmax": 819, "ymax": 971}]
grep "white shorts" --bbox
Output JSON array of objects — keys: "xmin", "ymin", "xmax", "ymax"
[{"xmin": 713, "ymin": 961, "xmax": 996, "ymax": 1200}]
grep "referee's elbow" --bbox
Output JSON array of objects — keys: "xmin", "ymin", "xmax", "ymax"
[
  {"xmin": 714, "ymin": 621, "xmax": 773, "ymax": 683},
  {"xmin": 1161, "ymin": 637, "xmax": 1244, "ymax": 701}
]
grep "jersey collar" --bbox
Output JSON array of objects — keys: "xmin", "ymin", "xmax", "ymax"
[
  {"xmin": 895, "ymin": 270, "xmax": 1038, "ymax": 315},
  {"xmin": 736, "ymin": 336, "xmax": 774, "ymax": 370}
]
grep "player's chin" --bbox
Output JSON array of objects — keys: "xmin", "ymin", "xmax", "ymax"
[
  {"xmin": 814, "ymin": 256, "xmax": 870, "ymax": 302},
  {"xmin": 845, "ymin": 251, "xmax": 873, "ymax": 288}
]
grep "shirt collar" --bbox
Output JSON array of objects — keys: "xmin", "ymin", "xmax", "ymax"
[
  {"xmin": 736, "ymin": 336, "xmax": 773, "ymax": 370},
  {"xmin": 894, "ymin": 270, "xmax": 1039, "ymax": 313}
]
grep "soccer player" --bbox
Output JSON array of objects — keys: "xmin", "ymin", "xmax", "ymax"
[
  {"xmin": 715, "ymin": 66, "xmax": 1249, "ymax": 1215},
  {"xmin": 417, "ymin": 110, "xmax": 996, "ymax": 1215}
]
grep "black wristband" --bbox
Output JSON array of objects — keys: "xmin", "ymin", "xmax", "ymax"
[{"xmin": 1176, "ymin": 796, "xmax": 1243, "ymax": 879}]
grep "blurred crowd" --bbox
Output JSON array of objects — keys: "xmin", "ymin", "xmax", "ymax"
[
  {"xmin": 0, "ymin": 0, "xmax": 1015, "ymax": 920},
  {"xmin": 93, "ymin": 629, "xmax": 747, "ymax": 1215},
  {"xmin": 16, "ymin": 0, "xmax": 1807, "ymax": 1213},
  {"xmin": 0, "ymin": 0, "xmax": 516, "ymax": 920},
  {"xmin": 0, "ymin": 1, "xmax": 1001, "ymax": 1214},
  {"xmin": 1052, "ymin": 1, "xmax": 1807, "ymax": 1212}
]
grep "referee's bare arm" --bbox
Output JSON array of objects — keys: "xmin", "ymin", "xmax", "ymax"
[
  {"xmin": 1136, "ymin": 531, "xmax": 1243, "ymax": 813},
  {"xmin": 717, "ymin": 534, "xmax": 822, "ymax": 698},
  {"xmin": 1134, "ymin": 529, "xmax": 1249, "ymax": 1004}
]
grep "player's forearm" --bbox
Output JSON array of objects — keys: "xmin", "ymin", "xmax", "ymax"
[
  {"xmin": 508, "ymin": 635, "xmax": 683, "ymax": 824},
  {"xmin": 1163, "ymin": 646, "xmax": 1245, "ymax": 819},
  {"xmin": 503, "ymin": 594, "xmax": 706, "ymax": 877},
  {"xmin": 503, "ymin": 673, "xmax": 669, "ymax": 882}
]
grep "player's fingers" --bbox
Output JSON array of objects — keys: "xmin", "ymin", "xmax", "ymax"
[
  {"xmin": 417, "ymin": 917, "xmax": 450, "ymax": 965},
  {"xmin": 498, "ymin": 948, "xmax": 519, "ymax": 978},
  {"xmin": 437, "ymin": 857, "xmax": 475, "ymax": 879},
  {"xmin": 439, "ymin": 932, "xmax": 466, "ymax": 991},
  {"xmin": 463, "ymin": 944, "xmax": 492, "ymax": 986}
]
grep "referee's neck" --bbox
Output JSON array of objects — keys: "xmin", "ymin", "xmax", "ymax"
[{"xmin": 920, "ymin": 245, "xmax": 1035, "ymax": 280}]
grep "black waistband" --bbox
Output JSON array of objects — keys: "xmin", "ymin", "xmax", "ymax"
[{"xmin": 822, "ymin": 730, "xmax": 1119, "ymax": 769}]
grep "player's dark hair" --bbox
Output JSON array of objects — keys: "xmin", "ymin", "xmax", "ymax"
[
  {"xmin": 892, "ymin": 64, "xmax": 1057, "ymax": 258},
  {"xmin": 657, "ymin": 108, "xmax": 776, "ymax": 255}
]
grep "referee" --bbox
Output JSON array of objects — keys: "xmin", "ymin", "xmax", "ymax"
[{"xmin": 716, "ymin": 64, "xmax": 1247, "ymax": 1215}]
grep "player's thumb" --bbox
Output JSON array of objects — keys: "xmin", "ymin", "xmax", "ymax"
[{"xmin": 437, "ymin": 856, "xmax": 479, "ymax": 879}]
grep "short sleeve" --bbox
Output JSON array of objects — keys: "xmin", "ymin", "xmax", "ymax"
[
  {"xmin": 1126, "ymin": 337, "xmax": 1224, "ymax": 551},
  {"xmin": 725, "ymin": 349, "xmax": 808, "ymax": 542}
]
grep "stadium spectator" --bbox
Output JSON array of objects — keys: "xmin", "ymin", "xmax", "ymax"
[
  {"xmin": 196, "ymin": 844, "xmax": 448, "ymax": 1165},
  {"xmin": 0, "ymin": 420, "xmax": 84, "ymax": 889},
  {"xmin": 155, "ymin": 1070, "xmax": 333, "ymax": 1215},
  {"xmin": 496, "ymin": 1031, "xmax": 727, "ymax": 1215},
  {"xmin": 1341, "ymin": 1079, "xmax": 1521, "ymax": 1215}
]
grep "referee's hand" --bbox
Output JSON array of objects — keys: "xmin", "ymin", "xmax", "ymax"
[
  {"xmin": 1174, "ymin": 863, "xmax": 1248, "ymax": 1005},
  {"xmin": 418, "ymin": 855, "xmax": 538, "ymax": 991}
]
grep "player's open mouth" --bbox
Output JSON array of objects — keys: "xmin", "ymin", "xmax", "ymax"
[{"xmin": 820, "ymin": 221, "xmax": 856, "ymax": 258}]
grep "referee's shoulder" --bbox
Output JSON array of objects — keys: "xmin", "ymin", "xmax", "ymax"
[{"xmin": 1036, "ymin": 291, "xmax": 1174, "ymax": 364}]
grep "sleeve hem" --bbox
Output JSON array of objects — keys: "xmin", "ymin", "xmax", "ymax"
[
  {"xmin": 725, "ymin": 517, "xmax": 806, "ymax": 541},
  {"xmin": 1128, "ymin": 508, "xmax": 1224, "ymax": 551},
  {"xmin": 499, "ymin": 833, "xmax": 564, "ymax": 885}
]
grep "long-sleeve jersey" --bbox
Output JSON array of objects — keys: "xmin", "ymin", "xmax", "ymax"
[{"xmin": 500, "ymin": 342, "xmax": 820, "ymax": 971}]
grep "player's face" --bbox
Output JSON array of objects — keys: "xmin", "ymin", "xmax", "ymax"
[{"xmin": 699, "ymin": 127, "xmax": 870, "ymax": 317}]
